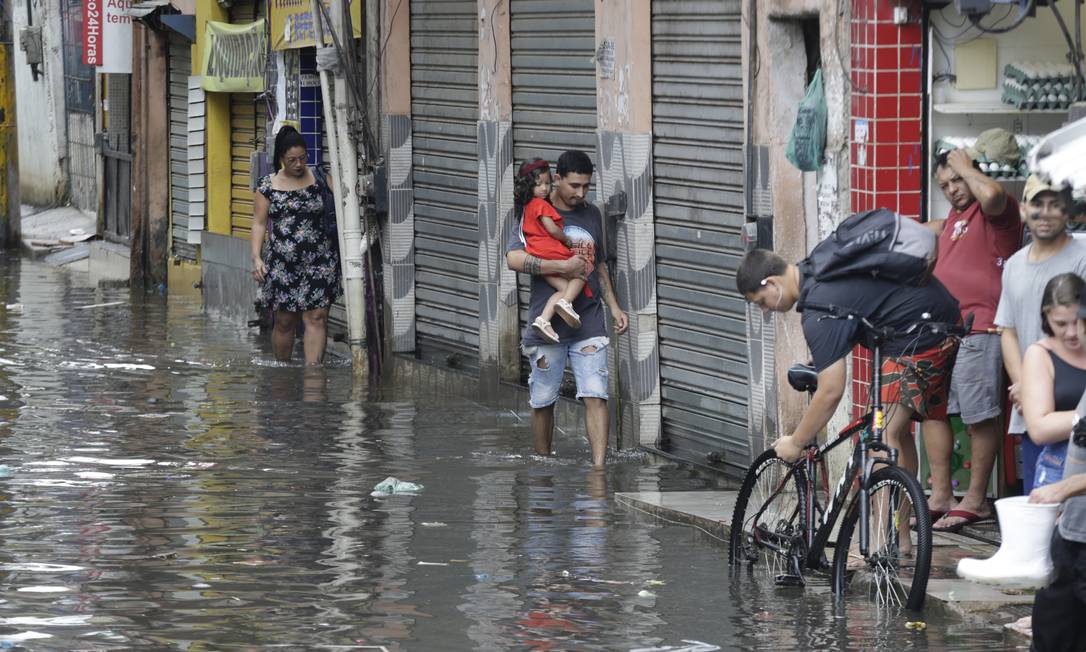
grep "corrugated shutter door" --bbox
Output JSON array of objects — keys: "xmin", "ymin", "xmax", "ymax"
[
  {"xmin": 510, "ymin": 0, "xmax": 596, "ymax": 382},
  {"xmin": 168, "ymin": 35, "xmax": 197, "ymax": 260},
  {"xmin": 510, "ymin": 0, "xmax": 596, "ymax": 166},
  {"xmin": 651, "ymin": 1, "xmax": 749, "ymax": 471},
  {"xmin": 230, "ymin": 96, "xmax": 266, "ymax": 237},
  {"xmin": 410, "ymin": 0, "xmax": 480, "ymax": 361},
  {"xmin": 229, "ymin": 1, "xmax": 267, "ymax": 238}
]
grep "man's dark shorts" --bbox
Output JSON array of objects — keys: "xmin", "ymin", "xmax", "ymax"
[{"xmin": 1031, "ymin": 531, "xmax": 1086, "ymax": 652}]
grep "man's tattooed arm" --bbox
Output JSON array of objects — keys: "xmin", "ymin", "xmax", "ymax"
[{"xmin": 523, "ymin": 254, "xmax": 542, "ymax": 276}]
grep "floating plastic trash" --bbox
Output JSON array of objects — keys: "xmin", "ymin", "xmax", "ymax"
[{"xmin": 371, "ymin": 476, "xmax": 424, "ymax": 496}]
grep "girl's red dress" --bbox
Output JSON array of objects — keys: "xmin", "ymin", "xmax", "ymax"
[{"xmin": 521, "ymin": 197, "xmax": 573, "ymax": 260}]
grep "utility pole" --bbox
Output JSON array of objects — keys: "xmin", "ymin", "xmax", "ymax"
[
  {"xmin": 0, "ymin": 0, "xmax": 20, "ymax": 248},
  {"xmin": 313, "ymin": 0, "xmax": 368, "ymax": 373}
]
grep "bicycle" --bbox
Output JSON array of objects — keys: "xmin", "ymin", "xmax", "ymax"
[{"xmin": 728, "ymin": 308, "xmax": 972, "ymax": 611}]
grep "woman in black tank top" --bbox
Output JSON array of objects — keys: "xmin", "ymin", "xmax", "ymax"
[{"xmin": 1023, "ymin": 273, "xmax": 1086, "ymax": 488}]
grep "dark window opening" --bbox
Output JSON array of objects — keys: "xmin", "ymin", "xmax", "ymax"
[{"xmin": 802, "ymin": 17, "xmax": 821, "ymax": 84}]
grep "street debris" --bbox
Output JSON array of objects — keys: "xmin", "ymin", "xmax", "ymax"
[
  {"xmin": 630, "ymin": 641, "xmax": 721, "ymax": 652},
  {"xmin": 905, "ymin": 621, "xmax": 927, "ymax": 631},
  {"xmin": 371, "ymin": 476, "xmax": 424, "ymax": 496},
  {"xmin": 420, "ymin": 522, "xmax": 447, "ymax": 527},
  {"xmin": 74, "ymin": 301, "xmax": 126, "ymax": 310}
]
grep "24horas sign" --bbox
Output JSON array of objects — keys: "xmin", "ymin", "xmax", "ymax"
[{"xmin": 82, "ymin": 0, "xmax": 132, "ymax": 73}]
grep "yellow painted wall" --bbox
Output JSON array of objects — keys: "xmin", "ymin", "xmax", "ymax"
[
  {"xmin": 194, "ymin": 0, "xmax": 232, "ymax": 235},
  {"xmin": 167, "ymin": 258, "xmax": 203, "ymax": 297}
]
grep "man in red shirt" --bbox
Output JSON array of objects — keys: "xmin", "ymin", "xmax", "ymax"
[{"xmin": 923, "ymin": 149, "xmax": 1022, "ymax": 531}]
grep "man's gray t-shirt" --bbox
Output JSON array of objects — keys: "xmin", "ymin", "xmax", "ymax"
[
  {"xmin": 1059, "ymin": 389, "xmax": 1086, "ymax": 543},
  {"xmin": 507, "ymin": 202, "xmax": 607, "ymax": 345},
  {"xmin": 994, "ymin": 238, "xmax": 1086, "ymax": 433}
]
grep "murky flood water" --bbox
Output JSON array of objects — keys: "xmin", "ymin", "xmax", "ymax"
[{"xmin": 0, "ymin": 256, "xmax": 1021, "ymax": 651}]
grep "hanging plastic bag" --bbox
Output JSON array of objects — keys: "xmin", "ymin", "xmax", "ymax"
[{"xmin": 785, "ymin": 69, "xmax": 828, "ymax": 172}]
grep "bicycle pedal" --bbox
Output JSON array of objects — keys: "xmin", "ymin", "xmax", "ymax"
[{"xmin": 774, "ymin": 574, "xmax": 805, "ymax": 587}]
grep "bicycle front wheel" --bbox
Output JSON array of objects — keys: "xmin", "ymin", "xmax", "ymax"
[
  {"xmin": 729, "ymin": 449, "xmax": 807, "ymax": 578},
  {"xmin": 831, "ymin": 465, "xmax": 932, "ymax": 611}
]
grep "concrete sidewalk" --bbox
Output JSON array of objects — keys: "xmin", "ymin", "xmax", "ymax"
[
  {"xmin": 616, "ymin": 490, "xmax": 1034, "ymax": 642},
  {"xmin": 20, "ymin": 205, "xmax": 129, "ymax": 284}
]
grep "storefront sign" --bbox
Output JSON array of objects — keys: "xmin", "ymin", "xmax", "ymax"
[
  {"xmin": 82, "ymin": 0, "xmax": 132, "ymax": 73},
  {"xmin": 201, "ymin": 19, "xmax": 267, "ymax": 93},
  {"xmin": 269, "ymin": 0, "xmax": 361, "ymax": 50}
]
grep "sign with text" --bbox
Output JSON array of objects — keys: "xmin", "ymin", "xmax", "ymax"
[
  {"xmin": 201, "ymin": 19, "xmax": 267, "ymax": 93},
  {"xmin": 269, "ymin": 0, "xmax": 361, "ymax": 51},
  {"xmin": 82, "ymin": 0, "xmax": 132, "ymax": 73}
]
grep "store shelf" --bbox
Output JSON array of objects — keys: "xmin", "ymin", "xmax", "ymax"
[{"xmin": 933, "ymin": 102, "xmax": 1070, "ymax": 115}]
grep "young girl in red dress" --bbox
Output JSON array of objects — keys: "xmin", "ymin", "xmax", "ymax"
[{"xmin": 515, "ymin": 158, "xmax": 588, "ymax": 344}]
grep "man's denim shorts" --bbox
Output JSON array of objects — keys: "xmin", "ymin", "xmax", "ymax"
[{"xmin": 523, "ymin": 335, "xmax": 610, "ymax": 408}]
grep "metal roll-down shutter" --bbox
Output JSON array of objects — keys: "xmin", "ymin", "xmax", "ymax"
[
  {"xmin": 410, "ymin": 0, "xmax": 480, "ymax": 364},
  {"xmin": 168, "ymin": 34, "xmax": 197, "ymax": 260},
  {"xmin": 651, "ymin": 1, "xmax": 749, "ymax": 472},
  {"xmin": 510, "ymin": 0, "xmax": 597, "ymax": 381},
  {"xmin": 228, "ymin": 1, "xmax": 268, "ymax": 238}
]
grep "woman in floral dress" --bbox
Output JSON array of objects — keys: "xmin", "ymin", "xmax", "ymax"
[{"xmin": 250, "ymin": 126, "xmax": 342, "ymax": 365}]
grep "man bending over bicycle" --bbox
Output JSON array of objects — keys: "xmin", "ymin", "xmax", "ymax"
[{"xmin": 737, "ymin": 248, "xmax": 961, "ymax": 479}]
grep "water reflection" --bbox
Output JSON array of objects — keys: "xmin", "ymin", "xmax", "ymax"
[{"xmin": 0, "ymin": 256, "xmax": 1021, "ymax": 650}]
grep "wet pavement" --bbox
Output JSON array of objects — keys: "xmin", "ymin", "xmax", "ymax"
[{"xmin": 0, "ymin": 255, "xmax": 1026, "ymax": 650}]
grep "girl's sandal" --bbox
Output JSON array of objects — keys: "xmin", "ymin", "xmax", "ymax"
[
  {"xmin": 531, "ymin": 316, "xmax": 561, "ymax": 344},
  {"xmin": 554, "ymin": 299, "xmax": 582, "ymax": 328}
]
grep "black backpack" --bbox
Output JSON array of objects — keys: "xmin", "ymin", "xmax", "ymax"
[
  {"xmin": 312, "ymin": 165, "xmax": 339, "ymax": 252},
  {"xmin": 801, "ymin": 207, "xmax": 936, "ymax": 288}
]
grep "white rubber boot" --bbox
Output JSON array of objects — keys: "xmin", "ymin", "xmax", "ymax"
[{"xmin": 956, "ymin": 496, "xmax": 1059, "ymax": 589}]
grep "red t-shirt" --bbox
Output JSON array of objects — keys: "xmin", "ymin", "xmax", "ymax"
[
  {"xmin": 932, "ymin": 197, "xmax": 1022, "ymax": 331},
  {"xmin": 521, "ymin": 197, "xmax": 573, "ymax": 261}
]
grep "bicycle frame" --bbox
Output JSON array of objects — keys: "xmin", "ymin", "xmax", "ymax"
[
  {"xmin": 804, "ymin": 336, "xmax": 902, "ymax": 568},
  {"xmin": 750, "ymin": 335, "xmax": 903, "ymax": 572}
]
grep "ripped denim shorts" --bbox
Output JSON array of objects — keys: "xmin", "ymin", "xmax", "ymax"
[{"xmin": 522, "ymin": 336, "xmax": 610, "ymax": 408}]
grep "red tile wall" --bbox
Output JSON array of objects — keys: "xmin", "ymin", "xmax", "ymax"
[{"xmin": 849, "ymin": 0, "xmax": 925, "ymax": 418}]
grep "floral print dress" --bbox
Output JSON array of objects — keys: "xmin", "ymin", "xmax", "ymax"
[{"xmin": 256, "ymin": 174, "xmax": 342, "ymax": 312}]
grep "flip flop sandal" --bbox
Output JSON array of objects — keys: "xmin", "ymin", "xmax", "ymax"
[
  {"xmin": 932, "ymin": 508, "xmax": 992, "ymax": 534},
  {"xmin": 531, "ymin": 316, "xmax": 560, "ymax": 344},
  {"xmin": 554, "ymin": 299, "xmax": 581, "ymax": 328}
]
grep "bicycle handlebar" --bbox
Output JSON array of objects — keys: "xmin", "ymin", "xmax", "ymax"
[{"xmin": 815, "ymin": 305, "xmax": 974, "ymax": 343}]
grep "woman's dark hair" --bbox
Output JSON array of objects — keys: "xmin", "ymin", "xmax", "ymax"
[
  {"xmin": 273, "ymin": 125, "xmax": 307, "ymax": 172},
  {"xmin": 514, "ymin": 158, "xmax": 550, "ymax": 207},
  {"xmin": 1041, "ymin": 273, "xmax": 1086, "ymax": 335}
]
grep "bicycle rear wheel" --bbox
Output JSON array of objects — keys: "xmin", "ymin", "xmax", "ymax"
[
  {"xmin": 729, "ymin": 449, "xmax": 808, "ymax": 579},
  {"xmin": 831, "ymin": 465, "xmax": 932, "ymax": 611}
]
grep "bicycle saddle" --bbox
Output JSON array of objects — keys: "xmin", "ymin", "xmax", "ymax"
[{"xmin": 787, "ymin": 363, "xmax": 818, "ymax": 393}]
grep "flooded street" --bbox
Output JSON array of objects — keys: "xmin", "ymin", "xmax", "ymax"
[{"xmin": 0, "ymin": 255, "xmax": 1020, "ymax": 651}]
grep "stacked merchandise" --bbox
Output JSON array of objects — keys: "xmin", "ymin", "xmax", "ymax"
[
  {"xmin": 934, "ymin": 132, "xmax": 1043, "ymax": 179},
  {"xmin": 1002, "ymin": 62, "xmax": 1082, "ymax": 110}
]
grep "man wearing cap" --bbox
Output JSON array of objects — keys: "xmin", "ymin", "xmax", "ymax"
[
  {"xmin": 996, "ymin": 174, "xmax": 1086, "ymax": 493},
  {"xmin": 923, "ymin": 148, "xmax": 1022, "ymax": 532},
  {"xmin": 1028, "ymin": 282, "xmax": 1086, "ymax": 652}
]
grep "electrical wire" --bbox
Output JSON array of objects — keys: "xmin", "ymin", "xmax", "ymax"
[
  {"xmin": 930, "ymin": 4, "xmax": 1015, "ymax": 77},
  {"xmin": 315, "ymin": 0, "xmax": 379, "ymax": 164},
  {"xmin": 967, "ymin": 0, "xmax": 1034, "ymax": 34}
]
